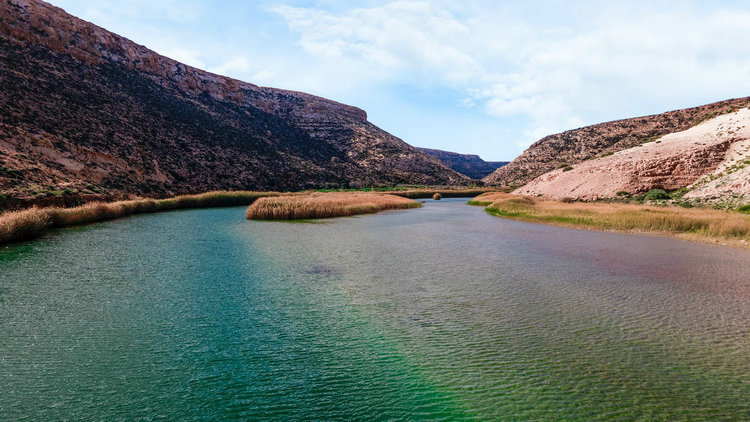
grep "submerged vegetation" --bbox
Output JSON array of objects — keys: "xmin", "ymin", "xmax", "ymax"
[
  {"xmin": 246, "ymin": 192, "xmax": 421, "ymax": 220},
  {"xmin": 0, "ymin": 191, "xmax": 275, "ymax": 245},
  {"xmin": 470, "ymin": 192, "xmax": 750, "ymax": 245}
]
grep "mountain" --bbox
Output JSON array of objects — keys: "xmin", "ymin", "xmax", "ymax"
[
  {"xmin": 417, "ymin": 148, "xmax": 508, "ymax": 179},
  {"xmin": 516, "ymin": 107, "xmax": 750, "ymax": 205},
  {"xmin": 483, "ymin": 97, "xmax": 750, "ymax": 188},
  {"xmin": 0, "ymin": 0, "xmax": 468, "ymax": 204}
]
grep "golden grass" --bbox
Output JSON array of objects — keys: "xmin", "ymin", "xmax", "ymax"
[
  {"xmin": 467, "ymin": 191, "xmax": 513, "ymax": 206},
  {"xmin": 0, "ymin": 191, "xmax": 275, "ymax": 245},
  {"xmin": 0, "ymin": 207, "xmax": 53, "ymax": 244},
  {"xmin": 246, "ymin": 192, "xmax": 421, "ymax": 220},
  {"xmin": 474, "ymin": 193, "xmax": 750, "ymax": 245}
]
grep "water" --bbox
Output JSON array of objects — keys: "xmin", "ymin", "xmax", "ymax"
[{"xmin": 2, "ymin": 198, "xmax": 750, "ymax": 420}]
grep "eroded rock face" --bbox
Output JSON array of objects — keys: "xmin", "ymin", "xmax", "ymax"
[
  {"xmin": 417, "ymin": 148, "xmax": 508, "ymax": 179},
  {"xmin": 0, "ymin": 0, "xmax": 468, "ymax": 201},
  {"xmin": 516, "ymin": 109, "xmax": 750, "ymax": 202},
  {"xmin": 483, "ymin": 98, "xmax": 750, "ymax": 188}
]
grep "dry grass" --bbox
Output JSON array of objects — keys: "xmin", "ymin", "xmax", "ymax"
[
  {"xmin": 0, "ymin": 208, "xmax": 53, "ymax": 244},
  {"xmin": 246, "ymin": 192, "xmax": 421, "ymax": 220},
  {"xmin": 467, "ymin": 191, "xmax": 513, "ymax": 206},
  {"xmin": 0, "ymin": 191, "xmax": 274, "ymax": 245},
  {"xmin": 473, "ymin": 193, "xmax": 750, "ymax": 244}
]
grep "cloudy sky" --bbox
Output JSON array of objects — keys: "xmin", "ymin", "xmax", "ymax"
[{"xmin": 49, "ymin": 0, "xmax": 750, "ymax": 161}]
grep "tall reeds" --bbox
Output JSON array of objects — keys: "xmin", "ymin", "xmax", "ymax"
[
  {"xmin": 474, "ymin": 193, "xmax": 750, "ymax": 242},
  {"xmin": 0, "ymin": 191, "xmax": 274, "ymax": 245},
  {"xmin": 246, "ymin": 192, "xmax": 421, "ymax": 220}
]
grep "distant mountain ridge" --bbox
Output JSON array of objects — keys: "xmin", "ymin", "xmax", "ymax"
[
  {"xmin": 0, "ymin": 0, "xmax": 468, "ymax": 203},
  {"xmin": 484, "ymin": 97, "xmax": 750, "ymax": 187},
  {"xmin": 417, "ymin": 148, "xmax": 508, "ymax": 179}
]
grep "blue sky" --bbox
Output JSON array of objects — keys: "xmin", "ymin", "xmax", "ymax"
[{"xmin": 48, "ymin": 0, "xmax": 750, "ymax": 161}]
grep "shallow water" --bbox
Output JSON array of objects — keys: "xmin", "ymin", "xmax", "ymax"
[{"xmin": 2, "ymin": 198, "xmax": 750, "ymax": 420}]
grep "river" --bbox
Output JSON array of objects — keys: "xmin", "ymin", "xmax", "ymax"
[{"xmin": 2, "ymin": 198, "xmax": 750, "ymax": 420}]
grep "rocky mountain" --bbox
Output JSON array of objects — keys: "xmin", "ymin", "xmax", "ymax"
[
  {"xmin": 417, "ymin": 147, "xmax": 508, "ymax": 179},
  {"xmin": 517, "ymin": 108, "xmax": 750, "ymax": 205},
  {"xmin": 483, "ymin": 97, "xmax": 750, "ymax": 188},
  {"xmin": 0, "ymin": 0, "xmax": 468, "ymax": 204}
]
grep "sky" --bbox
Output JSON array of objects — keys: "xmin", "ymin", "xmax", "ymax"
[{"xmin": 48, "ymin": 0, "xmax": 750, "ymax": 161}]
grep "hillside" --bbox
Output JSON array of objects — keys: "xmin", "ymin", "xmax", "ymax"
[
  {"xmin": 0, "ymin": 0, "xmax": 468, "ymax": 206},
  {"xmin": 483, "ymin": 98, "xmax": 750, "ymax": 188},
  {"xmin": 417, "ymin": 147, "xmax": 508, "ymax": 179},
  {"xmin": 517, "ymin": 108, "xmax": 750, "ymax": 205}
]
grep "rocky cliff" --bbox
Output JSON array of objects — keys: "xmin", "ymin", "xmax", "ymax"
[
  {"xmin": 417, "ymin": 147, "xmax": 507, "ymax": 180},
  {"xmin": 0, "ymin": 0, "xmax": 468, "ymax": 202},
  {"xmin": 483, "ymin": 98, "xmax": 750, "ymax": 188},
  {"xmin": 517, "ymin": 108, "xmax": 750, "ymax": 204}
]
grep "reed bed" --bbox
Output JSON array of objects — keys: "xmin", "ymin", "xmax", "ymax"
[
  {"xmin": 246, "ymin": 192, "xmax": 421, "ymax": 220},
  {"xmin": 0, "ymin": 191, "xmax": 274, "ymax": 245},
  {"xmin": 473, "ymin": 193, "xmax": 750, "ymax": 243}
]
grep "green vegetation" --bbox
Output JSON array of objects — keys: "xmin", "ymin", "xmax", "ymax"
[
  {"xmin": 246, "ymin": 192, "xmax": 421, "ymax": 220},
  {"xmin": 740, "ymin": 204, "xmax": 750, "ymax": 214},
  {"xmin": 0, "ymin": 191, "xmax": 276, "ymax": 245},
  {"xmin": 642, "ymin": 189, "xmax": 671, "ymax": 201},
  {"xmin": 0, "ymin": 165, "xmax": 24, "ymax": 180},
  {"xmin": 394, "ymin": 188, "xmax": 497, "ymax": 199},
  {"xmin": 562, "ymin": 165, "xmax": 574, "ymax": 172},
  {"xmin": 616, "ymin": 191, "xmax": 630, "ymax": 197}
]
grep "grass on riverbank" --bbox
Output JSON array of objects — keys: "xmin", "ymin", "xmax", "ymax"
[
  {"xmin": 246, "ymin": 192, "xmax": 421, "ymax": 220},
  {"xmin": 470, "ymin": 192, "xmax": 750, "ymax": 245},
  {"xmin": 0, "ymin": 191, "xmax": 275, "ymax": 245}
]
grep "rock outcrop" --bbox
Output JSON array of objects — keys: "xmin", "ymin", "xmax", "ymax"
[
  {"xmin": 417, "ymin": 147, "xmax": 508, "ymax": 179},
  {"xmin": 483, "ymin": 98, "xmax": 750, "ymax": 188},
  {"xmin": 0, "ymin": 0, "xmax": 468, "ymax": 202},
  {"xmin": 516, "ymin": 108, "xmax": 750, "ymax": 204}
]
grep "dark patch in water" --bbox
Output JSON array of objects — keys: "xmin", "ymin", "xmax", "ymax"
[{"xmin": 304, "ymin": 265, "xmax": 340, "ymax": 277}]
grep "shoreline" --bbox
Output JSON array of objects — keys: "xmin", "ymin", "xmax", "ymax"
[
  {"xmin": 1, "ymin": 188, "xmax": 496, "ymax": 245},
  {"xmin": 470, "ymin": 192, "xmax": 750, "ymax": 249}
]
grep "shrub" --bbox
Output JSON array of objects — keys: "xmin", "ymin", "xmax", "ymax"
[
  {"xmin": 616, "ymin": 191, "xmax": 630, "ymax": 197},
  {"xmin": 739, "ymin": 204, "xmax": 750, "ymax": 214},
  {"xmin": 643, "ymin": 189, "xmax": 671, "ymax": 201},
  {"xmin": 562, "ymin": 165, "xmax": 574, "ymax": 172},
  {"xmin": 433, "ymin": 193, "xmax": 442, "ymax": 200}
]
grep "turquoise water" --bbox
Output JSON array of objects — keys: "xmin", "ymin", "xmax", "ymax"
[{"xmin": 2, "ymin": 198, "xmax": 750, "ymax": 420}]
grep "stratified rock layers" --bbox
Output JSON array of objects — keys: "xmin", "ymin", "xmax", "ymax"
[
  {"xmin": 417, "ymin": 147, "xmax": 508, "ymax": 180},
  {"xmin": 484, "ymin": 98, "xmax": 750, "ymax": 188},
  {"xmin": 516, "ymin": 109, "xmax": 750, "ymax": 203},
  {"xmin": 0, "ymin": 0, "xmax": 467, "ymax": 200}
]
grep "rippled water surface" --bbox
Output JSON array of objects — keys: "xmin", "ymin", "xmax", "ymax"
[{"xmin": 3, "ymin": 199, "xmax": 750, "ymax": 420}]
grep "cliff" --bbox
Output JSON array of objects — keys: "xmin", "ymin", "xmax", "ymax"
[
  {"xmin": 517, "ymin": 108, "xmax": 750, "ymax": 202},
  {"xmin": 0, "ymin": 0, "xmax": 468, "ymax": 203},
  {"xmin": 483, "ymin": 97, "xmax": 750, "ymax": 188},
  {"xmin": 417, "ymin": 147, "xmax": 508, "ymax": 179}
]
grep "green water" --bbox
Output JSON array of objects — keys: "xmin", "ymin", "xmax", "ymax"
[{"xmin": 2, "ymin": 198, "xmax": 750, "ymax": 420}]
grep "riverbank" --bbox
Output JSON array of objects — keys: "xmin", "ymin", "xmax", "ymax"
[
  {"xmin": 246, "ymin": 192, "xmax": 421, "ymax": 220},
  {"xmin": 1, "ymin": 188, "xmax": 495, "ymax": 245},
  {"xmin": 470, "ymin": 192, "xmax": 750, "ymax": 248},
  {"xmin": 0, "ymin": 191, "xmax": 276, "ymax": 245}
]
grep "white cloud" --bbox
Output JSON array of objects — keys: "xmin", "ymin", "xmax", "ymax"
[
  {"xmin": 208, "ymin": 57, "xmax": 253, "ymax": 76},
  {"xmin": 162, "ymin": 48, "xmax": 206, "ymax": 69},
  {"xmin": 272, "ymin": 1, "xmax": 750, "ymax": 149}
]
